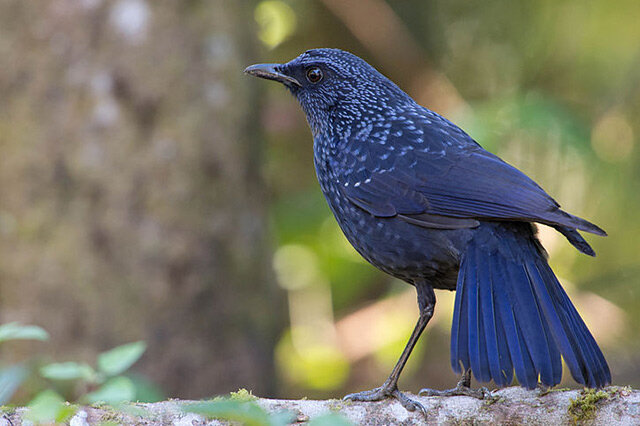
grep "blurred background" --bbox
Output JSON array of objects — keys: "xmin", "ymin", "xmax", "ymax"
[{"xmin": 1, "ymin": 0, "xmax": 639, "ymax": 405}]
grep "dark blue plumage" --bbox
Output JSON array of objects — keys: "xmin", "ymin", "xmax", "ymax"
[{"xmin": 245, "ymin": 48, "xmax": 610, "ymax": 412}]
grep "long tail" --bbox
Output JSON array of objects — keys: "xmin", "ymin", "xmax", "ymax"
[{"xmin": 450, "ymin": 222, "xmax": 611, "ymax": 389}]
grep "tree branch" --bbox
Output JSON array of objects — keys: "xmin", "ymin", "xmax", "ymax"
[{"xmin": 2, "ymin": 387, "xmax": 636, "ymax": 425}]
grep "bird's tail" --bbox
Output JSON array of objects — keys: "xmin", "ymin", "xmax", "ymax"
[{"xmin": 450, "ymin": 222, "xmax": 611, "ymax": 389}]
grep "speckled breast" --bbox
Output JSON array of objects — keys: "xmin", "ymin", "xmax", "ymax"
[{"xmin": 313, "ymin": 149, "xmax": 463, "ymax": 290}]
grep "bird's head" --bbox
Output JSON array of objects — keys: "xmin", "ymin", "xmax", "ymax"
[{"xmin": 245, "ymin": 48, "xmax": 409, "ymax": 135}]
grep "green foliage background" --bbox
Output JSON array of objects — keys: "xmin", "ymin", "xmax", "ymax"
[{"xmin": 258, "ymin": 0, "xmax": 640, "ymax": 397}]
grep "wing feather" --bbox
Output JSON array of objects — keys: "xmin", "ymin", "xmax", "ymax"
[{"xmin": 337, "ymin": 118, "xmax": 604, "ymax": 235}]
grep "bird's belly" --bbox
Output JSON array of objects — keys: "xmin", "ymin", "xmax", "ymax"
[{"xmin": 323, "ymin": 190, "xmax": 465, "ymax": 290}]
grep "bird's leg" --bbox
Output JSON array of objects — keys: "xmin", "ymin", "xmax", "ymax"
[
  {"xmin": 344, "ymin": 284, "xmax": 435, "ymax": 414},
  {"xmin": 419, "ymin": 368, "xmax": 492, "ymax": 399}
]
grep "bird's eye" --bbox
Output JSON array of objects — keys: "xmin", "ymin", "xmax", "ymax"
[{"xmin": 306, "ymin": 67, "xmax": 323, "ymax": 83}]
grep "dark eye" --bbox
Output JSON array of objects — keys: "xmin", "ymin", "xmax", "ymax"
[{"xmin": 306, "ymin": 67, "xmax": 323, "ymax": 83}]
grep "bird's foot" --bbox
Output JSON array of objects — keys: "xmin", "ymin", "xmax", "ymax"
[
  {"xmin": 419, "ymin": 384, "xmax": 491, "ymax": 399},
  {"xmin": 537, "ymin": 383, "xmax": 551, "ymax": 396},
  {"xmin": 419, "ymin": 370, "xmax": 492, "ymax": 400},
  {"xmin": 344, "ymin": 384, "xmax": 426, "ymax": 414}
]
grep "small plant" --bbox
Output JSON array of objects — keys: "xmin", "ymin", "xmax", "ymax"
[
  {"xmin": 20, "ymin": 340, "xmax": 150, "ymax": 422},
  {"xmin": 0, "ymin": 322, "xmax": 160, "ymax": 422},
  {"xmin": 229, "ymin": 388, "xmax": 258, "ymax": 402},
  {"xmin": 568, "ymin": 388, "xmax": 611, "ymax": 423},
  {"xmin": 184, "ymin": 398, "xmax": 295, "ymax": 426},
  {"xmin": 182, "ymin": 391, "xmax": 353, "ymax": 426},
  {"xmin": 0, "ymin": 322, "xmax": 50, "ymax": 404},
  {"xmin": 39, "ymin": 341, "xmax": 147, "ymax": 405},
  {"xmin": 24, "ymin": 390, "xmax": 77, "ymax": 424}
]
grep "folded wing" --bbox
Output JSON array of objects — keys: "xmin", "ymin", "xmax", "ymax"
[{"xmin": 338, "ymin": 122, "xmax": 605, "ymax": 239}]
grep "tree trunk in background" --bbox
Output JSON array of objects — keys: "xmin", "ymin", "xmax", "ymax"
[{"xmin": 0, "ymin": 0, "xmax": 284, "ymax": 398}]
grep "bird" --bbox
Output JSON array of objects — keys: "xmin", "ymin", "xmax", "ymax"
[{"xmin": 245, "ymin": 48, "xmax": 610, "ymax": 413}]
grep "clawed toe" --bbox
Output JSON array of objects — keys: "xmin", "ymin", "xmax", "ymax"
[
  {"xmin": 419, "ymin": 385, "xmax": 491, "ymax": 400},
  {"xmin": 420, "ymin": 369, "xmax": 492, "ymax": 400},
  {"xmin": 344, "ymin": 386, "xmax": 425, "ymax": 414},
  {"xmin": 344, "ymin": 386, "xmax": 390, "ymax": 402},
  {"xmin": 391, "ymin": 389, "xmax": 426, "ymax": 414}
]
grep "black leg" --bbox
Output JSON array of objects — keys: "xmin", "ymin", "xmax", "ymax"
[
  {"xmin": 344, "ymin": 283, "xmax": 436, "ymax": 414},
  {"xmin": 419, "ymin": 368, "xmax": 492, "ymax": 399}
]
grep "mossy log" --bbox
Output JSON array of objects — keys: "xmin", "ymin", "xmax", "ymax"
[{"xmin": 2, "ymin": 386, "xmax": 639, "ymax": 425}]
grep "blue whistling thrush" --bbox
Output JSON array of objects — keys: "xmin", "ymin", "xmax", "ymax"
[{"xmin": 245, "ymin": 49, "xmax": 610, "ymax": 413}]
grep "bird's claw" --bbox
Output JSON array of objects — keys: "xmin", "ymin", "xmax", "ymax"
[
  {"xmin": 419, "ymin": 385, "xmax": 491, "ymax": 399},
  {"xmin": 537, "ymin": 383, "xmax": 551, "ymax": 396},
  {"xmin": 420, "ymin": 368, "xmax": 491, "ymax": 400},
  {"xmin": 344, "ymin": 385, "xmax": 426, "ymax": 414}
]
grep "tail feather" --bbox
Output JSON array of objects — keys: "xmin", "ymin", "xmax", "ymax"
[
  {"xmin": 537, "ymin": 260, "xmax": 611, "ymax": 386},
  {"xmin": 478, "ymin": 253, "xmax": 510, "ymax": 385},
  {"xmin": 453, "ymin": 251, "xmax": 537, "ymax": 387},
  {"xmin": 492, "ymin": 296, "xmax": 514, "ymax": 386},
  {"xmin": 451, "ymin": 223, "xmax": 611, "ymax": 389},
  {"xmin": 564, "ymin": 308, "xmax": 598, "ymax": 386},
  {"xmin": 523, "ymin": 260, "xmax": 586, "ymax": 383},
  {"xmin": 555, "ymin": 210, "xmax": 607, "ymax": 237},
  {"xmin": 514, "ymin": 316, "xmax": 538, "ymax": 388},
  {"xmin": 491, "ymin": 256, "xmax": 537, "ymax": 388},
  {"xmin": 451, "ymin": 266, "xmax": 470, "ymax": 372},
  {"xmin": 506, "ymin": 263, "xmax": 559, "ymax": 386},
  {"xmin": 502, "ymin": 234, "xmax": 561, "ymax": 386},
  {"xmin": 554, "ymin": 226, "xmax": 596, "ymax": 257},
  {"xmin": 538, "ymin": 294, "xmax": 563, "ymax": 383},
  {"xmin": 468, "ymin": 251, "xmax": 491, "ymax": 382}
]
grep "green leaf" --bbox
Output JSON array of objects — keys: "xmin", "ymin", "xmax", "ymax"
[
  {"xmin": 111, "ymin": 401, "xmax": 151, "ymax": 418},
  {"xmin": 309, "ymin": 413, "xmax": 354, "ymax": 426},
  {"xmin": 40, "ymin": 362, "xmax": 96, "ymax": 382},
  {"xmin": 184, "ymin": 400, "xmax": 294, "ymax": 426},
  {"xmin": 97, "ymin": 341, "xmax": 146, "ymax": 377},
  {"xmin": 26, "ymin": 390, "xmax": 75, "ymax": 423},
  {"xmin": 86, "ymin": 376, "xmax": 136, "ymax": 404},
  {"xmin": 0, "ymin": 322, "xmax": 49, "ymax": 343},
  {"xmin": 128, "ymin": 373, "xmax": 165, "ymax": 403},
  {"xmin": 269, "ymin": 410, "xmax": 298, "ymax": 426},
  {"xmin": 0, "ymin": 365, "xmax": 28, "ymax": 404}
]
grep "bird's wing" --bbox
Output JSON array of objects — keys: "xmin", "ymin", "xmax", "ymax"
[
  {"xmin": 336, "ymin": 117, "xmax": 605, "ymax": 235},
  {"xmin": 342, "ymin": 171, "xmax": 481, "ymax": 229}
]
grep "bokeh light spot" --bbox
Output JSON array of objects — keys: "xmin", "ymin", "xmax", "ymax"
[
  {"xmin": 273, "ymin": 244, "xmax": 322, "ymax": 290},
  {"xmin": 255, "ymin": 1, "xmax": 297, "ymax": 49},
  {"xmin": 276, "ymin": 329, "xmax": 349, "ymax": 390},
  {"xmin": 591, "ymin": 110, "xmax": 634, "ymax": 162}
]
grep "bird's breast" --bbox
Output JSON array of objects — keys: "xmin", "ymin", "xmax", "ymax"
[{"xmin": 312, "ymin": 138, "xmax": 462, "ymax": 288}]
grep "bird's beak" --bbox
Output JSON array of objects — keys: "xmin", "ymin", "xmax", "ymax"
[{"xmin": 244, "ymin": 63, "xmax": 301, "ymax": 87}]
